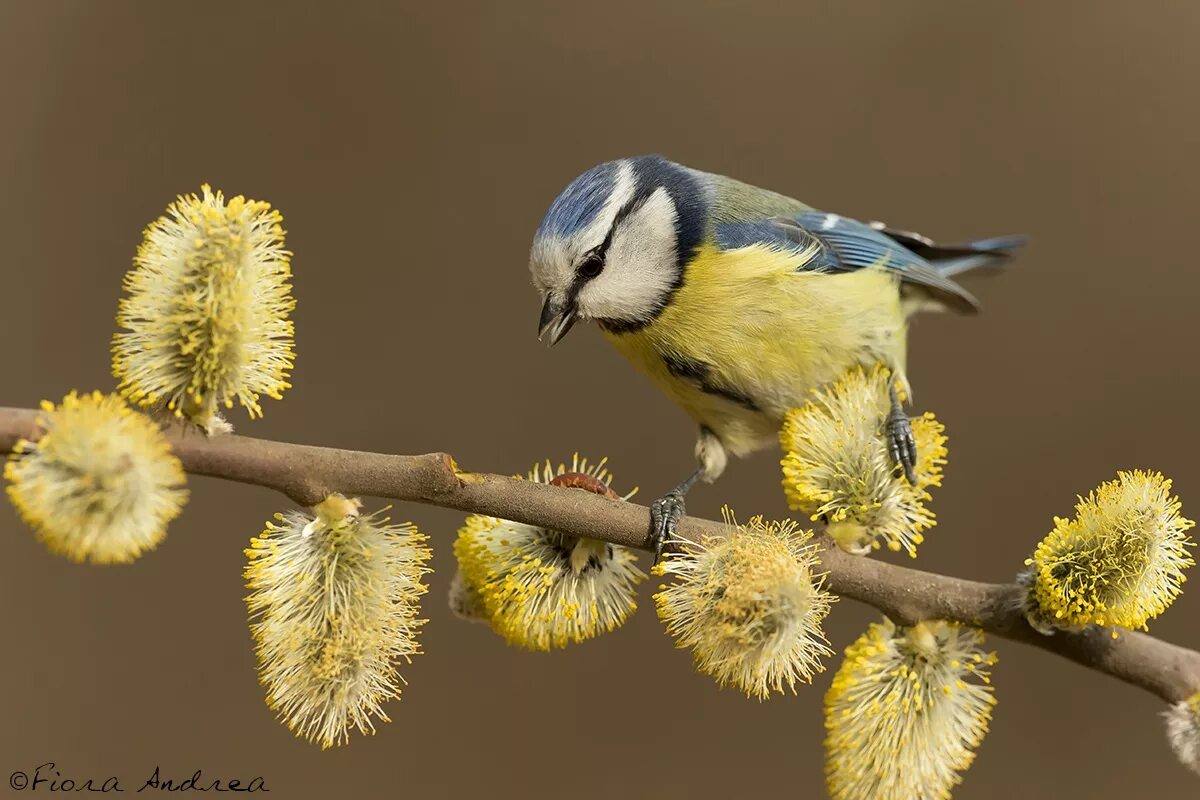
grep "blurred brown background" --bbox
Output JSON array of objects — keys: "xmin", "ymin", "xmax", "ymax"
[{"xmin": 2, "ymin": 1, "xmax": 1197, "ymax": 797}]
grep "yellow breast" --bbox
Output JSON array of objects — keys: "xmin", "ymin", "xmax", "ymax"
[{"xmin": 602, "ymin": 242, "xmax": 907, "ymax": 456}]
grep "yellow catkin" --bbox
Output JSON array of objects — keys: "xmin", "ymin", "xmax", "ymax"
[
  {"xmin": 112, "ymin": 184, "xmax": 295, "ymax": 432},
  {"xmin": 653, "ymin": 513, "xmax": 834, "ymax": 699},
  {"xmin": 245, "ymin": 498, "xmax": 430, "ymax": 749},
  {"xmin": 825, "ymin": 618, "xmax": 997, "ymax": 800},
  {"xmin": 1165, "ymin": 692, "xmax": 1200, "ymax": 775},
  {"xmin": 780, "ymin": 366, "xmax": 946, "ymax": 558},
  {"xmin": 5, "ymin": 391, "xmax": 187, "ymax": 563},
  {"xmin": 453, "ymin": 455, "xmax": 645, "ymax": 651},
  {"xmin": 1024, "ymin": 470, "xmax": 1194, "ymax": 632}
]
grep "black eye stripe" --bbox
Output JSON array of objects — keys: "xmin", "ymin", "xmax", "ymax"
[
  {"xmin": 565, "ymin": 247, "xmax": 605, "ymax": 308},
  {"xmin": 572, "ymin": 190, "xmax": 646, "ymax": 278}
]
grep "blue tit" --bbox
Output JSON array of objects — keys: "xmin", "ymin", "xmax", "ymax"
[{"xmin": 529, "ymin": 155, "xmax": 1024, "ymax": 556}]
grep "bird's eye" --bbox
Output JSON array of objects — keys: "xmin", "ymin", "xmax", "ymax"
[{"xmin": 578, "ymin": 253, "xmax": 604, "ymax": 279}]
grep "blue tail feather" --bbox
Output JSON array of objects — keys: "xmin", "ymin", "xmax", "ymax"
[
  {"xmin": 956, "ymin": 234, "xmax": 1028, "ymax": 254},
  {"xmin": 933, "ymin": 234, "xmax": 1026, "ymax": 277}
]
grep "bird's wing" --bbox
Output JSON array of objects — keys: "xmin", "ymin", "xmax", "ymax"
[{"xmin": 714, "ymin": 211, "xmax": 980, "ymax": 313}]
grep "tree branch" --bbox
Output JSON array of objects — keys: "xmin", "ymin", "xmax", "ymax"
[{"xmin": 2, "ymin": 405, "xmax": 1197, "ymax": 704}]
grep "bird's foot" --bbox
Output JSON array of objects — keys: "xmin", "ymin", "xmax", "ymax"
[
  {"xmin": 886, "ymin": 405, "xmax": 918, "ymax": 485},
  {"xmin": 649, "ymin": 491, "xmax": 687, "ymax": 564}
]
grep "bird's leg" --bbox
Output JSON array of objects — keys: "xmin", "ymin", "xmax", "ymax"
[
  {"xmin": 886, "ymin": 381, "xmax": 917, "ymax": 484},
  {"xmin": 649, "ymin": 466, "xmax": 705, "ymax": 563}
]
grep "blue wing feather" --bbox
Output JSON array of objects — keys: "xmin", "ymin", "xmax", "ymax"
[
  {"xmin": 715, "ymin": 210, "xmax": 982, "ymax": 312},
  {"xmin": 792, "ymin": 211, "xmax": 931, "ymax": 272}
]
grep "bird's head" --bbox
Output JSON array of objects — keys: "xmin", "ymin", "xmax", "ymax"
[{"xmin": 530, "ymin": 155, "xmax": 706, "ymax": 344}]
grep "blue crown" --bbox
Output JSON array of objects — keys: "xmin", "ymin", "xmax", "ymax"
[{"xmin": 535, "ymin": 160, "xmax": 619, "ymax": 241}]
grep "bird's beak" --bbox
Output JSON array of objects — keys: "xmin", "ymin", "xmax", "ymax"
[{"xmin": 537, "ymin": 295, "xmax": 578, "ymax": 346}]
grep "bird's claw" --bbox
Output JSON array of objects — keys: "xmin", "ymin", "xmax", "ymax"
[
  {"xmin": 886, "ymin": 407, "xmax": 918, "ymax": 484},
  {"xmin": 649, "ymin": 491, "xmax": 686, "ymax": 564}
]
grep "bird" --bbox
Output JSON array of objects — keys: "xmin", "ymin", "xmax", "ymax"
[{"xmin": 529, "ymin": 155, "xmax": 1024, "ymax": 558}]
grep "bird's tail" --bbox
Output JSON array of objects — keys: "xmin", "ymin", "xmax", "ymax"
[
  {"xmin": 923, "ymin": 234, "xmax": 1028, "ymax": 277},
  {"xmin": 873, "ymin": 222, "xmax": 1027, "ymax": 277}
]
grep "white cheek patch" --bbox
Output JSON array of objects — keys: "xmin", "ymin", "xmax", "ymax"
[{"xmin": 577, "ymin": 187, "xmax": 679, "ymax": 322}]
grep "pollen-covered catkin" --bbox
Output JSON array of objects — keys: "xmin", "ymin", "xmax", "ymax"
[
  {"xmin": 825, "ymin": 618, "xmax": 997, "ymax": 800},
  {"xmin": 5, "ymin": 391, "xmax": 187, "ymax": 564},
  {"xmin": 781, "ymin": 366, "xmax": 946, "ymax": 557},
  {"xmin": 653, "ymin": 513, "xmax": 834, "ymax": 699},
  {"xmin": 453, "ymin": 455, "xmax": 646, "ymax": 651},
  {"xmin": 245, "ymin": 497, "xmax": 430, "ymax": 749},
  {"xmin": 112, "ymin": 184, "xmax": 295, "ymax": 433},
  {"xmin": 1164, "ymin": 692, "xmax": 1200, "ymax": 775},
  {"xmin": 1023, "ymin": 470, "xmax": 1194, "ymax": 633}
]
